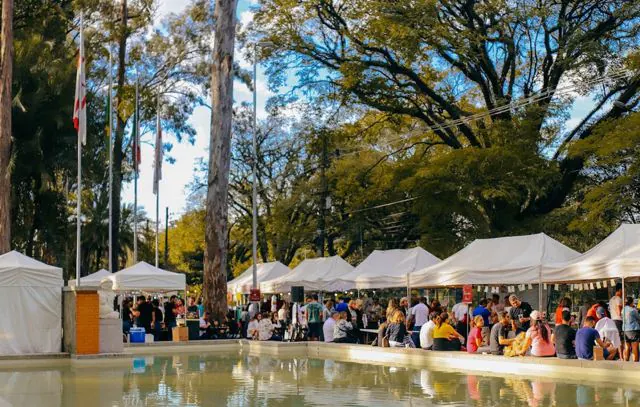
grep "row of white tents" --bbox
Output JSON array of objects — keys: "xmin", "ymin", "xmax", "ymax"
[{"xmin": 228, "ymin": 224, "xmax": 640, "ymax": 294}]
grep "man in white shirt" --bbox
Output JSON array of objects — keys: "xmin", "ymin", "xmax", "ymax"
[
  {"xmin": 419, "ymin": 312, "xmax": 438, "ymax": 350},
  {"xmin": 271, "ymin": 295, "xmax": 279, "ymax": 313},
  {"xmin": 595, "ymin": 306, "xmax": 622, "ymax": 356},
  {"xmin": 257, "ymin": 313, "xmax": 276, "ymax": 341},
  {"xmin": 248, "ymin": 302, "xmax": 258, "ymax": 320},
  {"xmin": 410, "ymin": 297, "xmax": 430, "ymax": 348},
  {"xmin": 609, "ymin": 284, "xmax": 623, "ymax": 334},
  {"xmin": 451, "ymin": 301, "xmax": 469, "ymax": 341},
  {"xmin": 323, "ymin": 311, "xmax": 339, "ymax": 342}
]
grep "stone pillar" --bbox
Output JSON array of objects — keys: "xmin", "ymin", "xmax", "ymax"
[{"xmin": 63, "ymin": 286, "xmax": 100, "ymax": 355}]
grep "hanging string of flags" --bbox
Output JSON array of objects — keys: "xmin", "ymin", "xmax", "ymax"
[{"xmin": 473, "ymin": 279, "xmax": 618, "ymax": 294}]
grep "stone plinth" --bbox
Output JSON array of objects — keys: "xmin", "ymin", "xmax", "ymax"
[{"xmin": 99, "ymin": 319, "xmax": 123, "ymax": 354}]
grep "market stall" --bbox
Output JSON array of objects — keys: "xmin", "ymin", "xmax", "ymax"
[
  {"xmin": 0, "ymin": 251, "xmax": 63, "ymax": 355},
  {"xmin": 68, "ymin": 268, "xmax": 111, "ymax": 288},
  {"xmin": 351, "ymin": 247, "xmax": 440, "ymax": 290},
  {"xmin": 102, "ymin": 261, "xmax": 186, "ymax": 292},
  {"xmin": 260, "ymin": 256, "xmax": 354, "ymax": 293},
  {"xmin": 227, "ymin": 262, "xmax": 291, "ymax": 294}
]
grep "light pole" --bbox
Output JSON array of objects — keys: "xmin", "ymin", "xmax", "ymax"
[{"xmin": 251, "ymin": 41, "xmax": 272, "ymax": 290}]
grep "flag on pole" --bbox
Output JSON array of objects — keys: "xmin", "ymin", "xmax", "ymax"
[
  {"xmin": 73, "ymin": 14, "xmax": 87, "ymax": 145},
  {"xmin": 153, "ymin": 105, "xmax": 162, "ymax": 195}
]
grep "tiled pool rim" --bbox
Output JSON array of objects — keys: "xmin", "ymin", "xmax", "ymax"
[{"xmin": 0, "ymin": 340, "xmax": 638, "ymax": 385}]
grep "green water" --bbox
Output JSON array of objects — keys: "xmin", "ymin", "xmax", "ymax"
[{"xmin": 0, "ymin": 352, "xmax": 637, "ymax": 406}]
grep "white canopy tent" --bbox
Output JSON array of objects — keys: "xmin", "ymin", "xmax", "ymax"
[
  {"xmin": 102, "ymin": 261, "xmax": 186, "ymax": 292},
  {"xmin": 0, "ymin": 251, "xmax": 63, "ymax": 355},
  {"xmin": 411, "ymin": 233, "xmax": 580, "ymax": 287},
  {"xmin": 227, "ymin": 262, "xmax": 291, "ymax": 294},
  {"xmin": 351, "ymin": 247, "xmax": 440, "ymax": 289},
  {"xmin": 542, "ymin": 224, "xmax": 640, "ymax": 282},
  {"xmin": 68, "ymin": 268, "xmax": 111, "ymax": 288},
  {"xmin": 260, "ymin": 256, "xmax": 355, "ymax": 293}
]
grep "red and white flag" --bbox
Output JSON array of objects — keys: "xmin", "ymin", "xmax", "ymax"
[{"xmin": 73, "ymin": 14, "xmax": 87, "ymax": 145}]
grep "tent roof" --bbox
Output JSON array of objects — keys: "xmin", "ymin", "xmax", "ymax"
[
  {"xmin": 352, "ymin": 247, "xmax": 441, "ymax": 289},
  {"xmin": 410, "ymin": 233, "xmax": 580, "ymax": 286},
  {"xmin": 542, "ymin": 224, "xmax": 640, "ymax": 282},
  {"xmin": 103, "ymin": 262, "xmax": 186, "ymax": 292},
  {"xmin": 0, "ymin": 251, "xmax": 62, "ymax": 287},
  {"xmin": 227, "ymin": 262, "xmax": 291, "ymax": 294},
  {"xmin": 68, "ymin": 269, "xmax": 111, "ymax": 288},
  {"xmin": 260, "ymin": 256, "xmax": 355, "ymax": 293}
]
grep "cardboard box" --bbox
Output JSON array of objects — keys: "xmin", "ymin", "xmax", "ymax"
[
  {"xmin": 593, "ymin": 346, "xmax": 604, "ymax": 361},
  {"xmin": 172, "ymin": 326, "xmax": 189, "ymax": 342}
]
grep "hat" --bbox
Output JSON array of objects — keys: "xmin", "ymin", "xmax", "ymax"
[
  {"xmin": 596, "ymin": 307, "xmax": 606, "ymax": 318},
  {"xmin": 529, "ymin": 310, "xmax": 541, "ymax": 321}
]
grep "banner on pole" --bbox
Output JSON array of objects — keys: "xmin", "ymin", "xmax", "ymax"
[{"xmin": 462, "ymin": 285, "xmax": 473, "ymax": 303}]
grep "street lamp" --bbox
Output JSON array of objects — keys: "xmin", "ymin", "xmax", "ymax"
[{"xmin": 251, "ymin": 41, "xmax": 274, "ymax": 291}]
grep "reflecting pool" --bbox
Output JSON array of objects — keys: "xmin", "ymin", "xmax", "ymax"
[{"xmin": 0, "ymin": 352, "xmax": 637, "ymax": 406}]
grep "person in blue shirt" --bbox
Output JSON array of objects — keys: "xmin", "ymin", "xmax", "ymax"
[
  {"xmin": 623, "ymin": 296, "xmax": 640, "ymax": 361},
  {"xmin": 575, "ymin": 316, "xmax": 617, "ymax": 360},
  {"xmin": 335, "ymin": 297, "xmax": 349, "ymax": 313},
  {"xmin": 473, "ymin": 299, "xmax": 491, "ymax": 327}
]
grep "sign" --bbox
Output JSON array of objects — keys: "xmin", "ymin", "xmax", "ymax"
[
  {"xmin": 249, "ymin": 288, "xmax": 261, "ymax": 302},
  {"xmin": 462, "ymin": 285, "xmax": 473, "ymax": 303}
]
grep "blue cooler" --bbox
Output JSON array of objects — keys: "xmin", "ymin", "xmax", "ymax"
[{"xmin": 130, "ymin": 327, "xmax": 146, "ymax": 343}]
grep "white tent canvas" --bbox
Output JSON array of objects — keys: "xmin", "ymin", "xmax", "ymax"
[
  {"xmin": 542, "ymin": 224, "xmax": 640, "ymax": 282},
  {"xmin": 351, "ymin": 247, "xmax": 440, "ymax": 289},
  {"xmin": 410, "ymin": 233, "xmax": 580, "ymax": 287},
  {"xmin": 227, "ymin": 262, "xmax": 291, "ymax": 294},
  {"xmin": 103, "ymin": 262, "xmax": 186, "ymax": 292},
  {"xmin": 68, "ymin": 268, "xmax": 111, "ymax": 288},
  {"xmin": 0, "ymin": 251, "xmax": 63, "ymax": 355},
  {"xmin": 260, "ymin": 256, "xmax": 355, "ymax": 293}
]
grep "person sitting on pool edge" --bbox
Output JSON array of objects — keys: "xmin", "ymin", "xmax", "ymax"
[
  {"xmin": 516, "ymin": 310, "xmax": 555, "ymax": 357},
  {"xmin": 419, "ymin": 312, "xmax": 439, "ymax": 351},
  {"xmin": 576, "ymin": 316, "xmax": 617, "ymax": 360},
  {"xmin": 387, "ymin": 309, "xmax": 415, "ymax": 348},
  {"xmin": 489, "ymin": 311, "xmax": 514, "ymax": 355},
  {"xmin": 432, "ymin": 312, "xmax": 465, "ymax": 351},
  {"xmin": 552, "ymin": 310, "xmax": 576, "ymax": 359},
  {"xmin": 334, "ymin": 311, "xmax": 358, "ymax": 343},
  {"xmin": 467, "ymin": 315, "xmax": 490, "ymax": 354}
]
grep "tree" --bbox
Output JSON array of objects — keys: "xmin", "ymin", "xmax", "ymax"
[
  {"xmin": 0, "ymin": 0, "xmax": 13, "ymax": 254},
  {"xmin": 204, "ymin": 0, "xmax": 237, "ymax": 319},
  {"xmin": 254, "ymin": 0, "xmax": 640, "ymax": 238}
]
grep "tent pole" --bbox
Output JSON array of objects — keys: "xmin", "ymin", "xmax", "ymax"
[
  {"xmin": 538, "ymin": 267, "xmax": 543, "ymax": 313},
  {"xmin": 406, "ymin": 273, "xmax": 411, "ymax": 299}
]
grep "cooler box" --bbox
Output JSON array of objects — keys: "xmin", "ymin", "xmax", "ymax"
[{"xmin": 130, "ymin": 327, "xmax": 146, "ymax": 343}]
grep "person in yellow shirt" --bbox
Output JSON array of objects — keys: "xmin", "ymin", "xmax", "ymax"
[{"xmin": 433, "ymin": 312, "xmax": 465, "ymax": 351}]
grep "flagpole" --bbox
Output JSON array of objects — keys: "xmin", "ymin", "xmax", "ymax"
[
  {"xmin": 155, "ymin": 95, "xmax": 160, "ymax": 268},
  {"xmin": 133, "ymin": 77, "xmax": 139, "ymax": 264},
  {"xmin": 108, "ymin": 44, "xmax": 114, "ymax": 273},
  {"xmin": 75, "ymin": 13, "xmax": 84, "ymax": 286}
]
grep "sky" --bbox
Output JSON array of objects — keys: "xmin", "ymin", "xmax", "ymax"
[{"xmin": 122, "ymin": 0, "xmax": 596, "ymax": 223}]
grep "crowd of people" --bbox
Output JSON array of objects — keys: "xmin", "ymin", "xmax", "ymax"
[{"xmin": 121, "ymin": 284, "xmax": 640, "ymax": 363}]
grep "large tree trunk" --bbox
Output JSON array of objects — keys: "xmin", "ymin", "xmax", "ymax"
[
  {"xmin": 111, "ymin": 0, "xmax": 128, "ymax": 270},
  {"xmin": 0, "ymin": 0, "xmax": 13, "ymax": 254},
  {"xmin": 204, "ymin": 0, "xmax": 236, "ymax": 320}
]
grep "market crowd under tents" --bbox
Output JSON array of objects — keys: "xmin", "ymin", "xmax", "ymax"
[{"xmin": 227, "ymin": 262, "xmax": 291, "ymax": 295}]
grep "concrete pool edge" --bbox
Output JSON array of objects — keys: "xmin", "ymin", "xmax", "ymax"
[{"xmin": 2, "ymin": 340, "xmax": 639, "ymax": 384}]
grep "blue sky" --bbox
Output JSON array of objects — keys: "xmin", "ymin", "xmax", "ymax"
[{"xmin": 122, "ymin": 0, "xmax": 596, "ymax": 222}]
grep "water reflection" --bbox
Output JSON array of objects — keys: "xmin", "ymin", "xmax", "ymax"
[{"xmin": 0, "ymin": 353, "xmax": 637, "ymax": 406}]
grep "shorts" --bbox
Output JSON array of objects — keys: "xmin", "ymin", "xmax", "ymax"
[
  {"xmin": 603, "ymin": 348, "xmax": 610, "ymax": 359},
  {"xmin": 625, "ymin": 330, "xmax": 640, "ymax": 343},
  {"xmin": 308, "ymin": 322, "xmax": 322, "ymax": 338}
]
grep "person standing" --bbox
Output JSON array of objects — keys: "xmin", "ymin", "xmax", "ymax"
[
  {"xmin": 409, "ymin": 297, "xmax": 429, "ymax": 348},
  {"xmin": 508, "ymin": 295, "xmax": 533, "ymax": 334},
  {"xmin": 623, "ymin": 296, "xmax": 640, "ymax": 361},
  {"xmin": 133, "ymin": 296, "xmax": 153, "ymax": 333},
  {"xmin": 306, "ymin": 294, "xmax": 324, "ymax": 341},
  {"xmin": 609, "ymin": 284, "xmax": 623, "ymax": 336},
  {"xmin": 164, "ymin": 296, "xmax": 177, "ymax": 330},
  {"xmin": 555, "ymin": 297, "xmax": 572, "ymax": 326},
  {"xmin": 451, "ymin": 300, "xmax": 469, "ymax": 340},
  {"xmin": 491, "ymin": 294, "xmax": 504, "ymax": 313},
  {"xmin": 151, "ymin": 299, "xmax": 163, "ymax": 341},
  {"xmin": 197, "ymin": 298, "xmax": 205, "ymax": 318}
]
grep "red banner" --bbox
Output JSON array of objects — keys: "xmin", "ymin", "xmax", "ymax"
[{"xmin": 462, "ymin": 285, "xmax": 473, "ymax": 303}]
